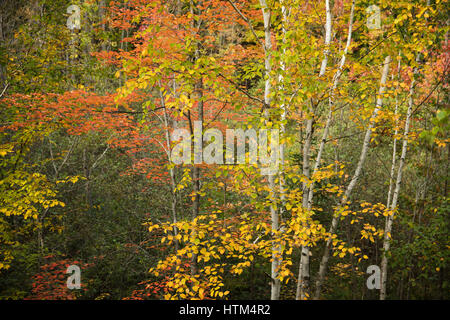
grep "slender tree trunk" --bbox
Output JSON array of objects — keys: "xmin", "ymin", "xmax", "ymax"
[
  {"xmin": 187, "ymin": 0, "xmax": 204, "ymax": 276},
  {"xmin": 296, "ymin": 109, "xmax": 313, "ymax": 299},
  {"xmin": 319, "ymin": 0, "xmax": 332, "ymax": 76},
  {"xmin": 277, "ymin": 9, "xmax": 288, "ymax": 295},
  {"xmin": 296, "ymin": 0, "xmax": 332, "ymax": 299},
  {"xmin": 159, "ymin": 83, "xmax": 179, "ymax": 253},
  {"xmin": 380, "ymin": 66, "xmax": 416, "ymax": 300},
  {"xmin": 269, "ymin": 174, "xmax": 281, "ymax": 300},
  {"xmin": 307, "ymin": 0, "xmax": 355, "ymax": 210},
  {"xmin": 314, "ymin": 55, "xmax": 391, "ymax": 299},
  {"xmin": 190, "ymin": 78, "xmax": 203, "ymax": 276},
  {"xmin": 99, "ymin": 0, "xmax": 107, "ymax": 52},
  {"xmin": 386, "ymin": 53, "xmax": 402, "ymax": 297},
  {"xmin": 299, "ymin": 0, "xmax": 355, "ymax": 299},
  {"xmin": 83, "ymin": 148, "xmax": 91, "ymax": 209},
  {"xmin": 279, "ymin": 3, "xmax": 288, "ymax": 220},
  {"xmin": 258, "ymin": 0, "xmax": 281, "ymax": 300},
  {"xmin": 387, "ymin": 53, "xmax": 402, "ymax": 209},
  {"xmin": 0, "ymin": 14, "xmax": 6, "ymax": 88}
]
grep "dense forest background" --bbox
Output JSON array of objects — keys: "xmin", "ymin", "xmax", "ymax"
[{"xmin": 0, "ymin": 0, "xmax": 448, "ymax": 300}]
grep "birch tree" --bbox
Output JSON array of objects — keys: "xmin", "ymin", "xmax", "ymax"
[
  {"xmin": 296, "ymin": 0, "xmax": 356, "ymax": 300},
  {"xmin": 257, "ymin": 0, "xmax": 282, "ymax": 300},
  {"xmin": 380, "ymin": 63, "xmax": 417, "ymax": 300},
  {"xmin": 295, "ymin": 0, "xmax": 332, "ymax": 300},
  {"xmin": 314, "ymin": 55, "xmax": 392, "ymax": 299}
]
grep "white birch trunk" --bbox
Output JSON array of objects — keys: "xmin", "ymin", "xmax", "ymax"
[
  {"xmin": 319, "ymin": 0, "xmax": 332, "ymax": 76},
  {"xmin": 296, "ymin": 0, "xmax": 334, "ymax": 299},
  {"xmin": 307, "ymin": 0, "xmax": 355, "ymax": 210},
  {"xmin": 386, "ymin": 54, "xmax": 402, "ymax": 209},
  {"xmin": 258, "ymin": 0, "xmax": 281, "ymax": 300},
  {"xmin": 279, "ymin": 4, "xmax": 288, "ymax": 218},
  {"xmin": 314, "ymin": 55, "xmax": 391, "ymax": 299},
  {"xmin": 296, "ymin": 112, "xmax": 313, "ymax": 299},
  {"xmin": 380, "ymin": 67, "xmax": 416, "ymax": 300}
]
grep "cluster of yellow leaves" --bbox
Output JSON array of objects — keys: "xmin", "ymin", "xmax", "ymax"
[
  {"xmin": 0, "ymin": 139, "xmax": 81, "ymax": 271},
  {"xmin": 330, "ymin": 262, "xmax": 364, "ymax": 279},
  {"xmin": 331, "ymin": 238, "xmax": 364, "ymax": 261},
  {"xmin": 174, "ymin": 168, "xmax": 193, "ymax": 192},
  {"xmin": 147, "ymin": 214, "xmax": 253, "ymax": 300},
  {"xmin": 0, "ymin": 168, "xmax": 70, "ymax": 271},
  {"xmin": 0, "ymin": 171, "xmax": 64, "ymax": 220},
  {"xmin": 361, "ymin": 223, "xmax": 386, "ymax": 244},
  {"xmin": 0, "ymin": 217, "xmax": 17, "ymax": 271}
]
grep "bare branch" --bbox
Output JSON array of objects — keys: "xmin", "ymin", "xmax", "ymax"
[
  {"xmin": 0, "ymin": 82, "xmax": 9, "ymax": 98},
  {"xmin": 226, "ymin": 0, "xmax": 265, "ymax": 51}
]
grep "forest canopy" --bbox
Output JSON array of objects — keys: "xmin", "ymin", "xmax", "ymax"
[{"xmin": 0, "ymin": 0, "xmax": 448, "ymax": 301}]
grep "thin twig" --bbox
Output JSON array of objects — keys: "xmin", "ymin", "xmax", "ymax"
[
  {"xmin": 226, "ymin": 0, "xmax": 265, "ymax": 51},
  {"xmin": 0, "ymin": 82, "xmax": 9, "ymax": 98}
]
